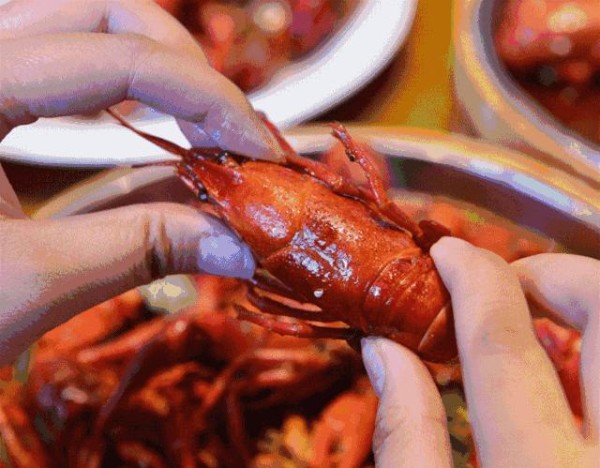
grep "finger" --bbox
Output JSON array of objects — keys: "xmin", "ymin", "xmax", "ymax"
[
  {"xmin": 513, "ymin": 254, "xmax": 600, "ymax": 438},
  {"xmin": 0, "ymin": 202, "xmax": 255, "ymax": 366},
  {"xmin": 361, "ymin": 337, "xmax": 453, "ymax": 468},
  {"xmin": 0, "ymin": 34, "xmax": 284, "ymax": 160},
  {"xmin": 0, "ymin": 165, "xmax": 26, "ymax": 220},
  {"xmin": 512, "ymin": 254, "xmax": 599, "ymax": 330},
  {"xmin": 0, "ymin": 0, "xmax": 204, "ymax": 60},
  {"xmin": 0, "ymin": 0, "xmax": 282, "ymax": 158},
  {"xmin": 430, "ymin": 237, "xmax": 581, "ymax": 465}
]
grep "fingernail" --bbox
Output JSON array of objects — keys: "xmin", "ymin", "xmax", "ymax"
[
  {"xmin": 197, "ymin": 104, "xmax": 287, "ymax": 161},
  {"xmin": 361, "ymin": 337, "xmax": 386, "ymax": 397},
  {"xmin": 198, "ymin": 231, "xmax": 256, "ymax": 279},
  {"xmin": 232, "ymin": 121, "xmax": 285, "ymax": 161},
  {"xmin": 261, "ymin": 122, "xmax": 286, "ymax": 161},
  {"xmin": 178, "ymin": 120, "xmax": 220, "ymax": 147},
  {"xmin": 431, "ymin": 236, "xmax": 472, "ymax": 255}
]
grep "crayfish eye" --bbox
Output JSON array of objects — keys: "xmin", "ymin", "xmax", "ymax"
[
  {"xmin": 345, "ymin": 149, "xmax": 356, "ymax": 162},
  {"xmin": 199, "ymin": 192, "xmax": 209, "ymax": 202}
]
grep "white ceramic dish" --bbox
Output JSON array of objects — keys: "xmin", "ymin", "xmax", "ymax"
[
  {"xmin": 0, "ymin": 0, "xmax": 417, "ymax": 167},
  {"xmin": 35, "ymin": 126, "xmax": 600, "ymax": 259},
  {"xmin": 453, "ymin": 0, "xmax": 600, "ymax": 185}
]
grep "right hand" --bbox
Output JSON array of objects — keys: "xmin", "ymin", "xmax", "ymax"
[{"xmin": 362, "ymin": 238, "xmax": 599, "ymax": 467}]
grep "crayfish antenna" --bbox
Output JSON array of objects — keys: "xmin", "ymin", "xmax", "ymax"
[
  {"xmin": 257, "ymin": 113, "xmax": 297, "ymax": 158},
  {"xmin": 106, "ymin": 108, "xmax": 191, "ymax": 159}
]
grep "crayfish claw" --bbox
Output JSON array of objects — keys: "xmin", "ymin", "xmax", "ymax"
[{"xmin": 417, "ymin": 219, "xmax": 452, "ymax": 252}]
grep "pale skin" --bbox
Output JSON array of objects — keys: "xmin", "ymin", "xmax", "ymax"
[
  {"xmin": 0, "ymin": 1, "xmax": 598, "ymax": 466},
  {"xmin": 362, "ymin": 237, "xmax": 600, "ymax": 467}
]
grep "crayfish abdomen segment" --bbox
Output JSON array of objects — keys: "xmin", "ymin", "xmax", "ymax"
[
  {"xmin": 257, "ymin": 184, "xmax": 421, "ymax": 321},
  {"xmin": 364, "ymin": 255, "xmax": 455, "ymax": 361},
  {"xmin": 364, "ymin": 256, "xmax": 449, "ymax": 332}
]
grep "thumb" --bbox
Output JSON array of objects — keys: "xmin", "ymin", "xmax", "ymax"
[
  {"xmin": 361, "ymin": 337, "xmax": 453, "ymax": 468},
  {"xmin": 0, "ymin": 203, "xmax": 254, "ymax": 364}
]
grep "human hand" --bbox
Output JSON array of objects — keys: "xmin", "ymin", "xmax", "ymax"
[
  {"xmin": 0, "ymin": 0, "xmax": 285, "ymax": 157},
  {"xmin": 0, "ymin": 0, "xmax": 284, "ymax": 366},
  {"xmin": 361, "ymin": 237, "xmax": 599, "ymax": 467}
]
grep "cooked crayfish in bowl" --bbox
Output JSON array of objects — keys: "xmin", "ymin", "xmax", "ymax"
[
  {"xmin": 454, "ymin": 0, "xmax": 600, "ymax": 184},
  {"xmin": 1, "ymin": 121, "xmax": 598, "ymax": 467},
  {"xmin": 155, "ymin": 0, "xmax": 359, "ymax": 93}
]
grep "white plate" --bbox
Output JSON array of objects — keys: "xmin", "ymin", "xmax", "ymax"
[{"xmin": 0, "ymin": 0, "xmax": 417, "ymax": 167}]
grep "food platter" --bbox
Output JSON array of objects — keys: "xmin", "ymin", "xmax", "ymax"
[{"xmin": 0, "ymin": 0, "xmax": 417, "ymax": 167}]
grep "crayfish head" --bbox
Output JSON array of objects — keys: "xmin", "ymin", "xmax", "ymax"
[{"xmin": 182, "ymin": 160, "xmax": 306, "ymax": 261}]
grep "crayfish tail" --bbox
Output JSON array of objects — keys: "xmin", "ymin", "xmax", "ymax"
[{"xmin": 417, "ymin": 302, "xmax": 457, "ymax": 362}]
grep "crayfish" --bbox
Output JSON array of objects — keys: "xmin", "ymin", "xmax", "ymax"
[{"xmin": 109, "ymin": 110, "xmax": 457, "ymax": 362}]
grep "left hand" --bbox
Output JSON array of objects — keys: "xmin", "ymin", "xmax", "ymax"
[{"xmin": 0, "ymin": 0, "xmax": 283, "ymax": 366}]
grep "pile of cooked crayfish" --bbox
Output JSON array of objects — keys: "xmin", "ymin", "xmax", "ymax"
[
  {"xmin": 0, "ymin": 121, "xmax": 583, "ymax": 467},
  {"xmin": 0, "ymin": 277, "xmax": 376, "ymax": 467},
  {"xmin": 155, "ymin": 0, "xmax": 357, "ymax": 92}
]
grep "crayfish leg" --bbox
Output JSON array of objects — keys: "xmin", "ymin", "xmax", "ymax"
[
  {"xmin": 107, "ymin": 108, "xmax": 191, "ymax": 158},
  {"xmin": 76, "ymin": 318, "xmax": 165, "ymax": 366},
  {"xmin": 235, "ymin": 305, "xmax": 357, "ymax": 340},
  {"xmin": 249, "ymin": 270, "xmax": 307, "ymax": 303},
  {"xmin": 259, "ymin": 113, "xmax": 366, "ymax": 198},
  {"xmin": 0, "ymin": 399, "xmax": 50, "ymax": 467},
  {"xmin": 247, "ymin": 288, "xmax": 338, "ymax": 322},
  {"xmin": 331, "ymin": 124, "xmax": 423, "ymax": 234},
  {"xmin": 225, "ymin": 387, "xmax": 253, "ymax": 464},
  {"xmin": 286, "ymin": 152, "xmax": 366, "ymax": 199},
  {"xmin": 330, "ymin": 122, "xmax": 389, "ymax": 205}
]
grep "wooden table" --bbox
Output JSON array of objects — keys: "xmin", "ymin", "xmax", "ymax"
[{"xmin": 2, "ymin": 0, "xmax": 454, "ymax": 216}]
